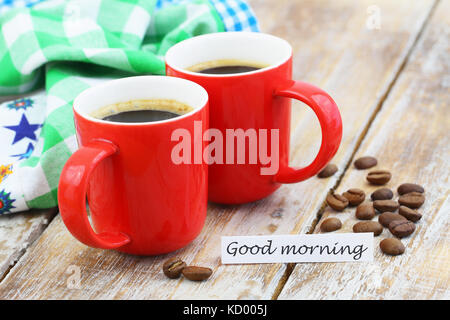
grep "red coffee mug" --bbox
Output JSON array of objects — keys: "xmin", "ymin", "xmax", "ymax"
[
  {"xmin": 166, "ymin": 32, "xmax": 343, "ymax": 204},
  {"xmin": 58, "ymin": 76, "xmax": 209, "ymax": 255}
]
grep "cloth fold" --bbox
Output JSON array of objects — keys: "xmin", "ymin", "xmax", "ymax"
[{"xmin": 0, "ymin": 0, "xmax": 259, "ymax": 214}]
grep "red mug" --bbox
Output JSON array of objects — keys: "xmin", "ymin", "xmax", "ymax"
[
  {"xmin": 58, "ymin": 76, "xmax": 209, "ymax": 255},
  {"xmin": 166, "ymin": 32, "xmax": 343, "ymax": 204}
]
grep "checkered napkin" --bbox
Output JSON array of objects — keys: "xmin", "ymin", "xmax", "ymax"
[{"xmin": 0, "ymin": 0, "xmax": 259, "ymax": 214}]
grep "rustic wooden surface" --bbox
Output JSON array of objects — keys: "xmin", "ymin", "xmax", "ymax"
[
  {"xmin": 279, "ymin": 0, "xmax": 450, "ymax": 300},
  {"xmin": 0, "ymin": 209, "xmax": 56, "ymax": 281},
  {"xmin": 0, "ymin": 0, "xmax": 447, "ymax": 299}
]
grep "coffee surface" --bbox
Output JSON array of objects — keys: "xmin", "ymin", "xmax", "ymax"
[
  {"xmin": 198, "ymin": 65, "xmax": 260, "ymax": 74},
  {"xmin": 187, "ymin": 59, "xmax": 268, "ymax": 75},
  {"xmin": 91, "ymin": 99, "xmax": 193, "ymax": 123},
  {"xmin": 102, "ymin": 110, "xmax": 180, "ymax": 123}
]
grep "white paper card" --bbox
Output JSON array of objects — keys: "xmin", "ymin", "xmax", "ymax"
[{"xmin": 221, "ymin": 233, "xmax": 373, "ymax": 264}]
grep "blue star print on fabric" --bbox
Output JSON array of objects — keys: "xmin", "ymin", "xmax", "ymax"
[
  {"xmin": 11, "ymin": 142, "xmax": 35, "ymax": 160},
  {"xmin": 4, "ymin": 114, "xmax": 41, "ymax": 144}
]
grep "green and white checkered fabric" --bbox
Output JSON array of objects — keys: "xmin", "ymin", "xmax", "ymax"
[{"xmin": 0, "ymin": 0, "xmax": 256, "ymax": 213}]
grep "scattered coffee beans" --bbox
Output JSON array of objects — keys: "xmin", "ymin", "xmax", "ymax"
[
  {"xmin": 378, "ymin": 212, "xmax": 407, "ymax": 227},
  {"xmin": 371, "ymin": 188, "xmax": 393, "ymax": 201},
  {"xmin": 353, "ymin": 221, "xmax": 383, "ymax": 236},
  {"xmin": 331, "ymin": 158, "xmax": 425, "ymax": 258},
  {"xmin": 366, "ymin": 170, "xmax": 392, "ymax": 185},
  {"xmin": 355, "ymin": 202, "xmax": 376, "ymax": 220},
  {"xmin": 354, "ymin": 156, "xmax": 378, "ymax": 169},
  {"xmin": 163, "ymin": 258, "xmax": 187, "ymax": 279},
  {"xmin": 380, "ymin": 238, "xmax": 405, "ymax": 256},
  {"xmin": 373, "ymin": 199, "xmax": 399, "ymax": 212},
  {"xmin": 398, "ymin": 192, "xmax": 425, "ymax": 209},
  {"xmin": 343, "ymin": 188, "xmax": 365, "ymax": 206},
  {"xmin": 389, "ymin": 220, "xmax": 416, "ymax": 238},
  {"xmin": 320, "ymin": 217, "xmax": 342, "ymax": 232},
  {"xmin": 398, "ymin": 205, "xmax": 422, "ymax": 222},
  {"xmin": 326, "ymin": 193, "xmax": 349, "ymax": 211},
  {"xmin": 182, "ymin": 266, "xmax": 213, "ymax": 281},
  {"xmin": 318, "ymin": 164, "xmax": 338, "ymax": 178},
  {"xmin": 397, "ymin": 183, "xmax": 424, "ymax": 195}
]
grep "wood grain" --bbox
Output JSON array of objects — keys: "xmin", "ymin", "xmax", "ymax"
[
  {"xmin": 0, "ymin": 208, "xmax": 57, "ymax": 281},
  {"xmin": 279, "ymin": 0, "xmax": 449, "ymax": 300},
  {"xmin": 0, "ymin": 0, "xmax": 438, "ymax": 299}
]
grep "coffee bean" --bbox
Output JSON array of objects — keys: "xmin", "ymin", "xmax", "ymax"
[
  {"xmin": 373, "ymin": 199, "xmax": 399, "ymax": 212},
  {"xmin": 397, "ymin": 183, "xmax": 424, "ymax": 195},
  {"xmin": 355, "ymin": 202, "xmax": 376, "ymax": 220},
  {"xmin": 353, "ymin": 221, "xmax": 383, "ymax": 236},
  {"xmin": 318, "ymin": 164, "xmax": 338, "ymax": 178},
  {"xmin": 342, "ymin": 188, "xmax": 365, "ymax": 206},
  {"xmin": 380, "ymin": 238, "xmax": 405, "ymax": 256},
  {"xmin": 378, "ymin": 212, "xmax": 407, "ymax": 227},
  {"xmin": 182, "ymin": 266, "xmax": 212, "ymax": 281},
  {"xmin": 370, "ymin": 188, "xmax": 393, "ymax": 201},
  {"xmin": 163, "ymin": 257, "xmax": 187, "ymax": 279},
  {"xmin": 354, "ymin": 156, "xmax": 377, "ymax": 169},
  {"xmin": 398, "ymin": 192, "xmax": 425, "ymax": 209},
  {"xmin": 389, "ymin": 220, "xmax": 416, "ymax": 238},
  {"xmin": 366, "ymin": 170, "xmax": 391, "ymax": 185},
  {"xmin": 398, "ymin": 205, "xmax": 422, "ymax": 222},
  {"xmin": 326, "ymin": 193, "xmax": 349, "ymax": 211},
  {"xmin": 320, "ymin": 217, "xmax": 342, "ymax": 232}
]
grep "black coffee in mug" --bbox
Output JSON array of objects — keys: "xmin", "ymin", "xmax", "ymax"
[
  {"xmin": 102, "ymin": 110, "xmax": 180, "ymax": 123},
  {"xmin": 91, "ymin": 99, "xmax": 193, "ymax": 123},
  {"xmin": 188, "ymin": 59, "xmax": 267, "ymax": 75},
  {"xmin": 198, "ymin": 65, "xmax": 260, "ymax": 74}
]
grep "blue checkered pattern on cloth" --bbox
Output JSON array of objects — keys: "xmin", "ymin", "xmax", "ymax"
[
  {"xmin": 209, "ymin": 0, "xmax": 259, "ymax": 31},
  {"xmin": 1, "ymin": 0, "xmax": 259, "ymax": 31},
  {"xmin": 0, "ymin": 0, "xmax": 42, "ymax": 15},
  {"xmin": 156, "ymin": 0, "xmax": 259, "ymax": 31}
]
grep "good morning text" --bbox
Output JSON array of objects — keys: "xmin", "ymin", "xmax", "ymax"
[{"xmin": 221, "ymin": 233, "xmax": 373, "ymax": 264}]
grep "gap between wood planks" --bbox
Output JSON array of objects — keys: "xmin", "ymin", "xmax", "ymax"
[
  {"xmin": 270, "ymin": 0, "xmax": 441, "ymax": 300},
  {"xmin": 0, "ymin": 208, "xmax": 58, "ymax": 283}
]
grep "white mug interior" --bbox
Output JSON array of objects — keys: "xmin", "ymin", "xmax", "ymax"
[
  {"xmin": 165, "ymin": 32, "xmax": 293, "ymax": 77},
  {"xmin": 73, "ymin": 76, "xmax": 208, "ymax": 125}
]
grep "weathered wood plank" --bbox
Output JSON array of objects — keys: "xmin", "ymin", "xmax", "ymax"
[
  {"xmin": 279, "ymin": 0, "xmax": 449, "ymax": 300},
  {"xmin": 0, "ymin": 0, "xmax": 436, "ymax": 299},
  {"xmin": 0, "ymin": 208, "xmax": 57, "ymax": 281}
]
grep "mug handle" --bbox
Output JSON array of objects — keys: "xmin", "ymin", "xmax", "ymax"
[
  {"xmin": 273, "ymin": 80, "xmax": 343, "ymax": 183},
  {"xmin": 58, "ymin": 139, "xmax": 131, "ymax": 249}
]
